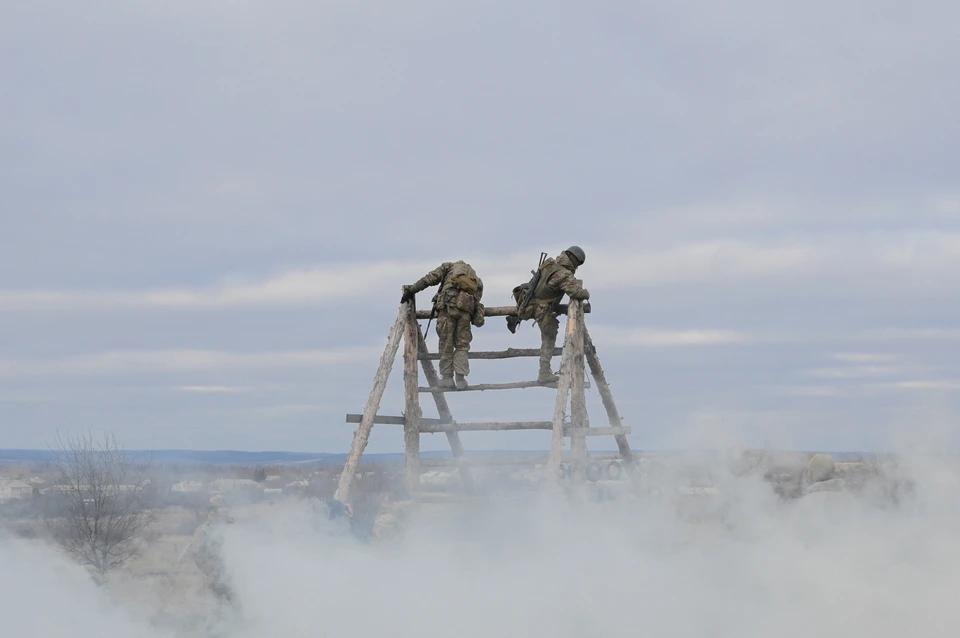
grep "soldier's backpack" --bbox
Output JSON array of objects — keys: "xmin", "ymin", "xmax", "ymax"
[
  {"xmin": 449, "ymin": 268, "xmax": 479, "ymax": 295},
  {"xmin": 443, "ymin": 261, "xmax": 481, "ymax": 315}
]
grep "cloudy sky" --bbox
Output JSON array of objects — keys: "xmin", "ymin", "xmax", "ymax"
[{"xmin": 3, "ymin": 1, "xmax": 959, "ymax": 453}]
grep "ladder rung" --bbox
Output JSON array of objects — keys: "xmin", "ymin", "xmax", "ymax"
[
  {"xmin": 414, "ymin": 302, "xmax": 590, "ymax": 320},
  {"xmin": 421, "ymin": 421, "xmax": 553, "ymax": 433},
  {"xmin": 345, "ymin": 414, "xmax": 443, "ymax": 425},
  {"xmin": 421, "ymin": 452, "xmax": 625, "ymax": 467},
  {"xmin": 417, "ymin": 423, "xmax": 631, "ymax": 436},
  {"xmin": 565, "ymin": 426, "xmax": 632, "ymax": 437},
  {"xmin": 418, "ymin": 380, "xmax": 547, "ymax": 393},
  {"xmin": 418, "ymin": 348, "xmax": 561, "ymax": 361}
]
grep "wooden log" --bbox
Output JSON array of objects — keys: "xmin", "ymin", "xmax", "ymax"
[
  {"xmin": 569, "ymin": 301, "xmax": 589, "ymax": 481},
  {"xmin": 583, "ymin": 326, "xmax": 634, "ymax": 465},
  {"xmin": 421, "ymin": 452, "xmax": 625, "ymax": 468},
  {"xmin": 414, "ymin": 302, "xmax": 590, "ymax": 320},
  {"xmin": 348, "ymin": 420, "xmax": 630, "ymax": 436},
  {"xmin": 418, "ymin": 380, "xmax": 547, "ymax": 393},
  {"xmin": 565, "ymin": 426, "xmax": 631, "ymax": 437},
  {"xmin": 417, "ymin": 348, "xmax": 561, "ymax": 361},
  {"xmin": 547, "ymin": 300, "xmax": 580, "ymax": 477},
  {"xmin": 334, "ymin": 307, "xmax": 405, "ymax": 502},
  {"xmin": 422, "ymin": 424, "xmax": 633, "ymax": 437},
  {"xmin": 422, "ymin": 455, "xmax": 551, "ymax": 467},
  {"xmin": 416, "ymin": 328, "xmax": 476, "ymax": 493},
  {"xmin": 402, "ymin": 301, "xmax": 421, "ymax": 498},
  {"xmin": 346, "ymin": 414, "xmax": 442, "ymax": 426},
  {"xmin": 421, "ymin": 421, "xmax": 552, "ymax": 432}
]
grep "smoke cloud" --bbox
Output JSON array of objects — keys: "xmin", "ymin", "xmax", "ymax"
[{"xmin": 4, "ymin": 449, "xmax": 959, "ymax": 638}]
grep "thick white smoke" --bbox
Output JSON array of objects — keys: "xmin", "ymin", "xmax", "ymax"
[
  {"xmin": 3, "ymin": 451, "xmax": 960, "ymax": 638},
  {"xmin": 0, "ymin": 537, "xmax": 169, "ymax": 637}
]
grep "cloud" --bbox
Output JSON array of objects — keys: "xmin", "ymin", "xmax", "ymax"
[
  {"xmin": 0, "ymin": 261, "xmax": 441, "ymax": 311},
  {"xmin": 931, "ymin": 194, "xmax": 960, "ymax": 219},
  {"xmin": 175, "ymin": 385, "xmax": 250, "ymax": 394},
  {"xmin": 8, "ymin": 230, "xmax": 960, "ymax": 313},
  {"xmin": 593, "ymin": 326, "xmax": 753, "ymax": 347},
  {"xmin": 862, "ymin": 328, "xmax": 960, "ymax": 342},
  {"xmin": 214, "ymin": 403, "xmax": 336, "ymax": 418},
  {"xmin": 764, "ymin": 380, "xmax": 960, "ymax": 399},
  {"xmin": 893, "ymin": 380, "xmax": 960, "ymax": 391},
  {"xmin": 831, "ymin": 353, "xmax": 897, "ymax": 364},
  {"xmin": 3, "ymin": 1, "xmax": 960, "ymax": 452},
  {"xmin": 804, "ymin": 366, "xmax": 899, "ymax": 379},
  {"xmin": 0, "ymin": 347, "xmax": 380, "ymax": 379}
]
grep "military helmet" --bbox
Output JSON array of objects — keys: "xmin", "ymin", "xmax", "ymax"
[
  {"xmin": 807, "ymin": 453, "xmax": 836, "ymax": 483},
  {"xmin": 565, "ymin": 245, "xmax": 586, "ymax": 266}
]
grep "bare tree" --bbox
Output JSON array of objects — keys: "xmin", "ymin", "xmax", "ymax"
[{"xmin": 45, "ymin": 431, "xmax": 157, "ymax": 575}]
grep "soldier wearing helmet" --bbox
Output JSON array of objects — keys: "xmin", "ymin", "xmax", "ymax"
[
  {"xmin": 181, "ymin": 505, "xmax": 235, "ymax": 603},
  {"xmin": 401, "ymin": 260, "xmax": 485, "ymax": 390},
  {"xmin": 803, "ymin": 453, "xmax": 846, "ymax": 495},
  {"xmin": 507, "ymin": 246, "xmax": 590, "ymax": 384}
]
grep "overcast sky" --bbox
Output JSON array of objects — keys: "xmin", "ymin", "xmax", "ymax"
[{"xmin": 3, "ymin": 1, "xmax": 960, "ymax": 453}]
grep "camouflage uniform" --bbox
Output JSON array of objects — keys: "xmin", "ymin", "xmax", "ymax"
[
  {"xmin": 803, "ymin": 454, "xmax": 846, "ymax": 495},
  {"xmin": 509, "ymin": 250, "xmax": 589, "ymax": 383},
  {"xmin": 186, "ymin": 510, "xmax": 234, "ymax": 603},
  {"xmin": 371, "ymin": 500, "xmax": 412, "ymax": 542},
  {"xmin": 403, "ymin": 261, "xmax": 485, "ymax": 389}
]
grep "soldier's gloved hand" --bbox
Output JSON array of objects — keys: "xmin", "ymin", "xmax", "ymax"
[
  {"xmin": 578, "ymin": 289, "xmax": 590, "ymax": 300},
  {"xmin": 400, "ymin": 286, "xmax": 415, "ymax": 304}
]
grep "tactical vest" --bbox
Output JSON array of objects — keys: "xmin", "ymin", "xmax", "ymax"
[{"xmin": 532, "ymin": 259, "xmax": 565, "ymax": 303}]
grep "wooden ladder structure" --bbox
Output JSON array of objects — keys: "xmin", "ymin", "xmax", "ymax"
[{"xmin": 334, "ymin": 299, "xmax": 634, "ymax": 502}]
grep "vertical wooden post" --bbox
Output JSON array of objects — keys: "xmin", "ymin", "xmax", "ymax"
[
  {"xmin": 334, "ymin": 306, "xmax": 406, "ymax": 502},
  {"xmin": 546, "ymin": 300, "xmax": 581, "ymax": 478},
  {"xmin": 583, "ymin": 325, "xmax": 634, "ymax": 466},
  {"xmin": 568, "ymin": 302, "xmax": 589, "ymax": 481},
  {"xmin": 417, "ymin": 328, "xmax": 476, "ymax": 494},
  {"xmin": 402, "ymin": 302, "xmax": 422, "ymax": 499}
]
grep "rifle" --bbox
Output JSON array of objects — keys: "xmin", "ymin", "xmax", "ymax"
[
  {"xmin": 515, "ymin": 252, "xmax": 548, "ymax": 320},
  {"xmin": 423, "ymin": 270, "xmax": 449, "ymax": 340}
]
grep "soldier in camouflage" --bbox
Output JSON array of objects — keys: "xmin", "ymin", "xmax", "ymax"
[
  {"xmin": 182, "ymin": 507, "xmax": 235, "ymax": 603},
  {"xmin": 803, "ymin": 453, "xmax": 846, "ymax": 495},
  {"xmin": 507, "ymin": 246, "xmax": 590, "ymax": 384},
  {"xmin": 401, "ymin": 261, "xmax": 485, "ymax": 390},
  {"xmin": 371, "ymin": 484, "xmax": 413, "ymax": 543}
]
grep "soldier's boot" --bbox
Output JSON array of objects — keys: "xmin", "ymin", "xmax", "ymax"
[
  {"xmin": 538, "ymin": 338, "xmax": 559, "ymax": 384},
  {"xmin": 438, "ymin": 375, "xmax": 455, "ymax": 389},
  {"xmin": 506, "ymin": 315, "xmax": 520, "ymax": 334},
  {"xmin": 455, "ymin": 374, "xmax": 468, "ymax": 390},
  {"xmin": 538, "ymin": 363, "xmax": 559, "ymax": 385}
]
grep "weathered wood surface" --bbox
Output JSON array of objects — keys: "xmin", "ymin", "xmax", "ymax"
[
  {"xmin": 334, "ymin": 307, "xmax": 405, "ymax": 502},
  {"xmin": 418, "ymin": 380, "xmax": 548, "ymax": 393},
  {"xmin": 421, "ymin": 421, "xmax": 553, "ymax": 432},
  {"xmin": 583, "ymin": 326, "xmax": 634, "ymax": 465},
  {"xmin": 344, "ymin": 418, "xmax": 631, "ymax": 436},
  {"xmin": 402, "ymin": 302, "xmax": 421, "ymax": 497},
  {"xmin": 569, "ymin": 302, "xmax": 589, "ymax": 481},
  {"xmin": 346, "ymin": 414, "xmax": 442, "ymax": 426},
  {"xmin": 414, "ymin": 302, "xmax": 589, "ymax": 320},
  {"xmin": 422, "ymin": 455, "xmax": 552, "ymax": 467},
  {"xmin": 422, "ymin": 452, "xmax": 625, "ymax": 468},
  {"xmin": 418, "ymin": 348, "xmax": 561, "ymax": 361},
  {"xmin": 565, "ymin": 426, "xmax": 629, "ymax": 437},
  {"xmin": 416, "ymin": 328, "xmax": 476, "ymax": 493},
  {"xmin": 547, "ymin": 300, "xmax": 580, "ymax": 477}
]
